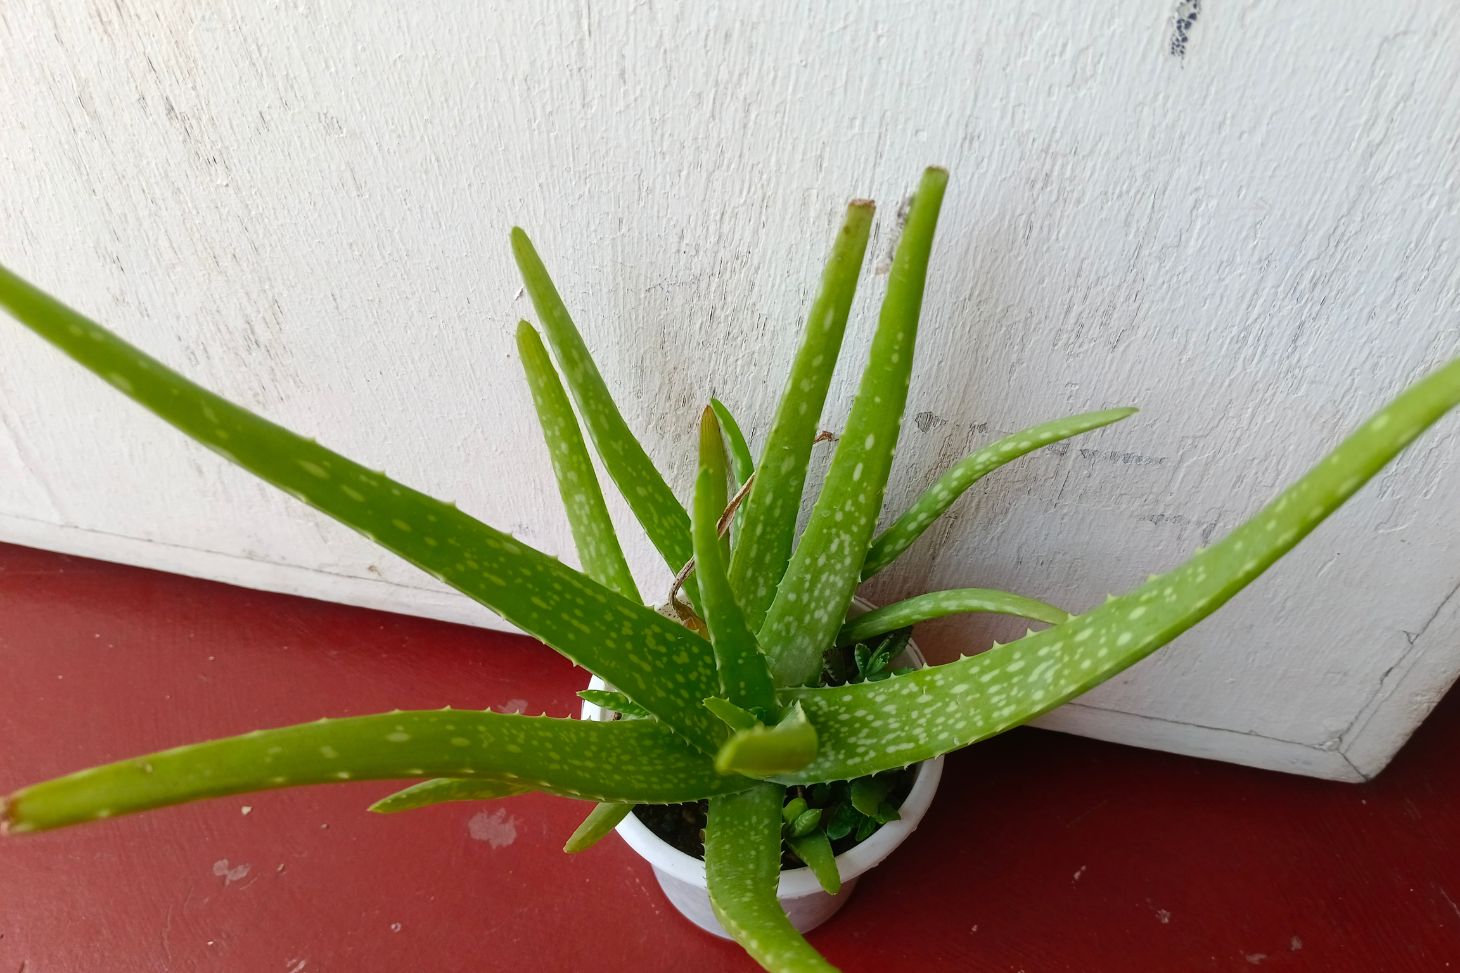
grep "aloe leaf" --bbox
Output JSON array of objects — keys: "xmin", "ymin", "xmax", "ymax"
[
  {"xmin": 0, "ymin": 265, "xmax": 721, "ymax": 752},
  {"xmin": 369, "ymin": 777, "xmax": 530, "ymax": 814},
  {"xmin": 823, "ymin": 802, "xmax": 857, "ymax": 841},
  {"xmin": 520, "ymin": 318, "xmax": 653, "ymax": 857},
  {"xmin": 777, "ymin": 357, "xmax": 1460, "ymax": 783},
  {"xmin": 510, "ymin": 229, "xmax": 698, "ymax": 609},
  {"xmin": 517, "ymin": 321, "xmax": 639, "ymax": 600},
  {"xmin": 848, "ymin": 776, "xmax": 897, "ymax": 822},
  {"xmin": 711, "ymin": 397, "xmax": 756, "ymax": 544},
  {"xmin": 710, "ymin": 398, "xmax": 755, "ymax": 489},
  {"xmin": 856, "ymin": 632, "xmax": 905, "ymax": 681},
  {"xmin": 862, "ymin": 407, "xmax": 1138, "ymax": 578},
  {"xmin": 787, "ymin": 830, "xmax": 841, "ymax": 895},
  {"xmin": 729, "ymin": 202, "xmax": 875, "ymax": 629},
  {"xmin": 705, "ymin": 782, "xmax": 839, "ymax": 973},
  {"xmin": 715, "ymin": 702, "xmax": 817, "ymax": 776},
  {"xmin": 1, "ymin": 709, "xmax": 748, "ymax": 834},
  {"xmin": 563, "ymin": 801, "xmax": 633, "ymax": 853},
  {"xmin": 696, "ymin": 409, "xmax": 776, "ymax": 711},
  {"xmin": 788, "ymin": 808, "xmax": 822, "ymax": 836},
  {"xmin": 760, "ymin": 168, "xmax": 949, "ymax": 686},
  {"xmin": 698, "ymin": 405, "xmax": 732, "ymax": 562},
  {"xmin": 837, "ymin": 588, "xmax": 1069, "ymax": 646},
  {"xmin": 704, "ymin": 696, "xmax": 761, "ymax": 733},
  {"xmin": 576, "ymin": 689, "xmax": 651, "ymax": 719}
]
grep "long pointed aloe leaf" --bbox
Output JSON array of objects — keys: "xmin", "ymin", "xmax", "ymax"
[
  {"xmin": 705, "ymin": 782, "xmax": 838, "ymax": 973},
  {"xmin": 696, "ymin": 409, "xmax": 776, "ymax": 711},
  {"xmin": 517, "ymin": 321, "xmax": 639, "ymax": 600},
  {"xmin": 861, "ymin": 407, "xmax": 1137, "ymax": 578},
  {"xmin": 520, "ymin": 317, "xmax": 654, "ymax": 860},
  {"xmin": 777, "ymin": 357, "xmax": 1460, "ymax": 783},
  {"xmin": 0, "ymin": 265, "xmax": 721, "ymax": 752},
  {"xmin": 563, "ymin": 801, "xmax": 633, "ymax": 853},
  {"xmin": 715, "ymin": 702, "xmax": 817, "ymax": 776},
  {"xmin": 729, "ymin": 202, "xmax": 874, "ymax": 628},
  {"xmin": 511, "ymin": 229, "xmax": 698, "ymax": 609},
  {"xmin": 698, "ymin": 405, "xmax": 732, "ymax": 562},
  {"xmin": 760, "ymin": 168, "xmax": 949, "ymax": 686},
  {"xmin": 837, "ymin": 588, "xmax": 1069, "ymax": 646},
  {"xmin": 2, "ymin": 709, "xmax": 747, "ymax": 834},
  {"xmin": 711, "ymin": 397, "xmax": 756, "ymax": 546},
  {"xmin": 369, "ymin": 777, "xmax": 530, "ymax": 814}
]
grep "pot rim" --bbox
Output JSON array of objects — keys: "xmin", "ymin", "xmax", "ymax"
[{"xmin": 579, "ymin": 598, "xmax": 944, "ymax": 900}]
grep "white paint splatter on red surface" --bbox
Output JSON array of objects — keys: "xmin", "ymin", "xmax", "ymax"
[{"xmin": 467, "ymin": 808, "xmax": 518, "ymax": 848}]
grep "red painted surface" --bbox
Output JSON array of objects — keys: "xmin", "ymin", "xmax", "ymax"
[{"xmin": 0, "ymin": 539, "xmax": 1456, "ymax": 971}]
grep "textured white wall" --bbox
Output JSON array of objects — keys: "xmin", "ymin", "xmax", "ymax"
[{"xmin": 1, "ymin": 1, "xmax": 1457, "ymax": 780}]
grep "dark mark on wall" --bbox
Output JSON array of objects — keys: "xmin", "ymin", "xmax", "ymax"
[
  {"xmin": 1142, "ymin": 512, "xmax": 1218, "ymax": 545},
  {"xmin": 1078, "ymin": 447, "xmax": 1168, "ymax": 467},
  {"xmin": 913, "ymin": 411, "xmax": 949, "ymax": 433},
  {"xmin": 1169, "ymin": 0, "xmax": 1200, "ymax": 58}
]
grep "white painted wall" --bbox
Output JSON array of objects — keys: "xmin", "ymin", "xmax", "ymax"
[{"xmin": 1, "ymin": 1, "xmax": 1456, "ymax": 781}]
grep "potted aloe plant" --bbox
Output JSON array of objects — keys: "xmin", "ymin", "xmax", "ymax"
[{"xmin": 2, "ymin": 167, "xmax": 1458, "ymax": 972}]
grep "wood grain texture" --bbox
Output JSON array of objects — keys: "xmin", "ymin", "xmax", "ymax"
[{"xmin": 1, "ymin": 1, "xmax": 1457, "ymax": 780}]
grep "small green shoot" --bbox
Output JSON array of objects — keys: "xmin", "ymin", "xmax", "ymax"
[
  {"xmin": 704, "ymin": 696, "xmax": 763, "ymax": 733},
  {"xmin": 577, "ymin": 690, "xmax": 651, "ymax": 719},
  {"xmin": 786, "ymin": 830, "xmax": 841, "ymax": 895},
  {"xmin": 563, "ymin": 801, "xmax": 634, "ymax": 853},
  {"xmin": 715, "ymin": 703, "xmax": 818, "ymax": 776},
  {"xmin": 369, "ymin": 778, "xmax": 531, "ymax": 814}
]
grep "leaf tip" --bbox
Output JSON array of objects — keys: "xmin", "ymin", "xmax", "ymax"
[
  {"xmin": 920, "ymin": 165, "xmax": 950, "ymax": 190},
  {"xmin": 0, "ymin": 795, "xmax": 18, "ymax": 836}
]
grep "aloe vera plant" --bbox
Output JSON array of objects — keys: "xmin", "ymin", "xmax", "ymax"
[{"xmin": 2, "ymin": 166, "xmax": 1458, "ymax": 972}]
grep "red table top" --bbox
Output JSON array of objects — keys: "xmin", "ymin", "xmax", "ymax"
[{"xmin": 1, "ymin": 539, "xmax": 1456, "ymax": 971}]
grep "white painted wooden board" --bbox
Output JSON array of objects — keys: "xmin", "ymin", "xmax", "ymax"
[{"xmin": 1, "ymin": 1, "xmax": 1457, "ymax": 781}]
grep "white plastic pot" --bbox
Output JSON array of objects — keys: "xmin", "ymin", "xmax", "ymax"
[{"xmin": 579, "ymin": 610, "xmax": 944, "ymax": 938}]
